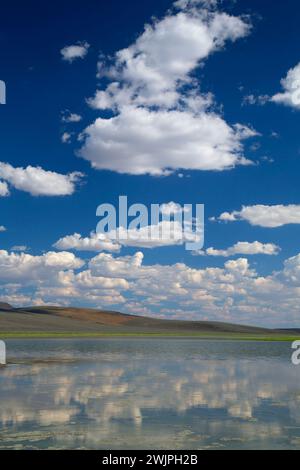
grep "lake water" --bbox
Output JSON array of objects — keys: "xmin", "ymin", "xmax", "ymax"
[{"xmin": 0, "ymin": 339, "xmax": 299, "ymax": 449}]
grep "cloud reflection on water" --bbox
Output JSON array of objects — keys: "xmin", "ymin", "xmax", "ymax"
[{"xmin": 0, "ymin": 340, "xmax": 299, "ymax": 449}]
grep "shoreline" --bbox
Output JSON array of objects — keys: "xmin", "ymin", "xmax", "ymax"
[{"xmin": 0, "ymin": 331, "xmax": 299, "ymax": 341}]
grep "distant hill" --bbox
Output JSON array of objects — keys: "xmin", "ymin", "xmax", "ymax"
[
  {"xmin": 0, "ymin": 302, "xmax": 13, "ymax": 311},
  {"xmin": 0, "ymin": 305, "xmax": 297, "ymax": 337}
]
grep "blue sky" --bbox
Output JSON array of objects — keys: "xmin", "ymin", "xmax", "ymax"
[{"xmin": 0, "ymin": 0, "xmax": 300, "ymax": 326}]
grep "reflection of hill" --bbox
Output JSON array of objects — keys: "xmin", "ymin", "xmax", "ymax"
[{"xmin": 0, "ymin": 305, "xmax": 290, "ymax": 335}]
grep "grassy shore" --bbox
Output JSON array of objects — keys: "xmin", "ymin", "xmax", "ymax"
[{"xmin": 0, "ymin": 331, "xmax": 298, "ymax": 341}]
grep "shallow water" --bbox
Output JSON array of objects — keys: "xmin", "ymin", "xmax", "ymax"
[{"xmin": 0, "ymin": 338, "xmax": 299, "ymax": 449}]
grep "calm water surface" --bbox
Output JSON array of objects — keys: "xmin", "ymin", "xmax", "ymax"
[{"xmin": 0, "ymin": 339, "xmax": 299, "ymax": 449}]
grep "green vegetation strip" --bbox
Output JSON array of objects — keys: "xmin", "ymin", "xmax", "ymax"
[{"xmin": 0, "ymin": 331, "xmax": 298, "ymax": 341}]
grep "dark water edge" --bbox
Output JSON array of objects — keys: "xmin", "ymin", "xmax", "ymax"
[{"xmin": 0, "ymin": 339, "xmax": 299, "ymax": 450}]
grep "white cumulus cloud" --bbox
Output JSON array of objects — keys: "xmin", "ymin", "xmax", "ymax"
[
  {"xmin": 61, "ymin": 41, "xmax": 90, "ymax": 63},
  {"xmin": 271, "ymin": 62, "xmax": 300, "ymax": 110},
  {"xmin": 0, "ymin": 162, "xmax": 83, "ymax": 196},
  {"xmin": 202, "ymin": 241, "xmax": 280, "ymax": 257},
  {"xmin": 0, "ymin": 181, "xmax": 9, "ymax": 197},
  {"xmin": 61, "ymin": 132, "xmax": 72, "ymax": 144},
  {"xmin": 1, "ymin": 247, "xmax": 300, "ymax": 326},
  {"xmin": 54, "ymin": 232, "xmax": 121, "ymax": 252},
  {"xmin": 217, "ymin": 204, "xmax": 300, "ymax": 228},
  {"xmin": 80, "ymin": 106, "xmax": 254, "ymax": 175},
  {"xmin": 61, "ymin": 111, "xmax": 82, "ymax": 123},
  {"xmin": 79, "ymin": 1, "xmax": 254, "ymax": 176},
  {"xmin": 106, "ymin": 221, "xmax": 200, "ymax": 249},
  {"xmin": 54, "ymin": 217, "xmax": 201, "ymax": 250},
  {"xmin": 0, "ymin": 250, "xmax": 84, "ymax": 283}
]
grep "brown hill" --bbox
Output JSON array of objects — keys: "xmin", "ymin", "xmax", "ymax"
[
  {"xmin": 0, "ymin": 302, "xmax": 13, "ymax": 311},
  {"xmin": 0, "ymin": 305, "xmax": 290, "ymax": 336}
]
